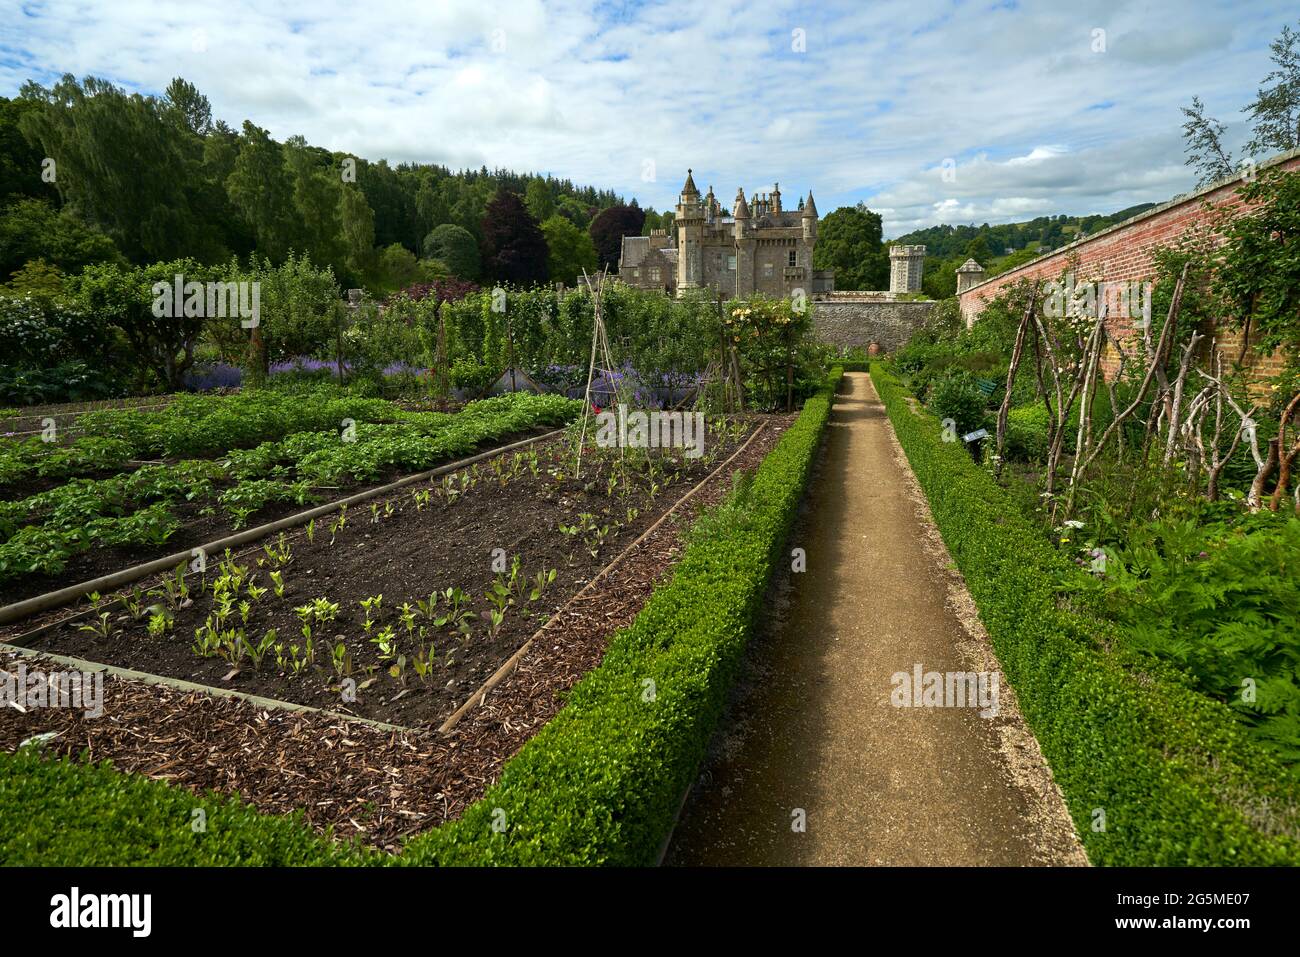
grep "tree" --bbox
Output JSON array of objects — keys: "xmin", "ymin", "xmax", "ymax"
[
  {"xmin": 1181, "ymin": 95, "xmax": 1235, "ymax": 187},
  {"xmin": 0, "ymin": 197, "xmax": 122, "ymax": 280},
  {"xmin": 964, "ymin": 235, "xmax": 991, "ymax": 265},
  {"xmin": 18, "ymin": 75, "xmax": 218, "ymax": 263},
  {"xmin": 1245, "ymin": 22, "xmax": 1300, "ymax": 157},
  {"xmin": 225, "ymin": 122, "xmax": 299, "ymax": 261},
  {"xmin": 162, "ymin": 78, "xmax": 212, "ymax": 136},
  {"xmin": 588, "ymin": 203, "xmax": 645, "ymax": 270},
  {"xmin": 813, "ymin": 204, "xmax": 888, "ymax": 290},
  {"xmin": 423, "ymin": 223, "xmax": 480, "ymax": 280},
  {"xmin": 0, "ymin": 96, "xmax": 58, "ymax": 206},
  {"xmin": 72, "ymin": 259, "xmax": 213, "ymax": 389},
  {"xmin": 376, "ymin": 242, "xmax": 419, "ymax": 290},
  {"xmin": 479, "ymin": 188, "xmax": 549, "ymax": 286},
  {"xmin": 541, "ymin": 215, "xmax": 597, "ymax": 285},
  {"xmin": 1182, "ymin": 18, "xmax": 1300, "ymax": 185},
  {"xmin": 525, "ymin": 177, "xmax": 555, "ymax": 222}
]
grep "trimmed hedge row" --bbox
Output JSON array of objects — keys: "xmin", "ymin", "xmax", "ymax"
[
  {"xmin": 400, "ymin": 368, "xmax": 843, "ymax": 864},
  {"xmin": 0, "ymin": 747, "xmax": 367, "ymax": 865},
  {"xmin": 870, "ymin": 363, "xmax": 1300, "ymax": 865},
  {"xmin": 0, "ymin": 372, "xmax": 840, "ymax": 866}
]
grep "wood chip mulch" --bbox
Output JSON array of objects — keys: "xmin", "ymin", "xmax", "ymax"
[{"xmin": 0, "ymin": 418, "xmax": 790, "ymax": 853}]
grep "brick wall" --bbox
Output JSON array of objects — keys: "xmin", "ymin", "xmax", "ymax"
[{"xmin": 957, "ymin": 149, "xmax": 1300, "ymax": 381}]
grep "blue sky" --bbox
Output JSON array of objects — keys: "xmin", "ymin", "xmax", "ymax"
[{"xmin": 2, "ymin": 0, "xmax": 1294, "ymax": 236}]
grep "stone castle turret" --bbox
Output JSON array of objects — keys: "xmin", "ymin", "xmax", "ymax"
[
  {"xmin": 955, "ymin": 258, "xmax": 986, "ymax": 294},
  {"xmin": 675, "ymin": 169, "xmax": 705, "ymax": 291},
  {"xmin": 889, "ymin": 244, "xmax": 926, "ymax": 294}
]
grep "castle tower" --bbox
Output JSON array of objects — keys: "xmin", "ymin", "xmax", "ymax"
[
  {"xmin": 956, "ymin": 258, "xmax": 986, "ymax": 293},
  {"xmin": 889, "ymin": 244, "xmax": 926, "ymax": 293},
  {"xmin": 802, "ymin": 191, "xmax": 817, "ymax": 241},
  {"xmin": 675, "ymin": 169, "xmax": 705, "ymax": 292},
  {"xmin": 733, "ymin": 188, "xmax": 754, "ymax": 297}
]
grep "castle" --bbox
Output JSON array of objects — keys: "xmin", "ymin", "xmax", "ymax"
[{"xmin": 619, "ymin": 170, "xmax": 835, "ymax": 299}]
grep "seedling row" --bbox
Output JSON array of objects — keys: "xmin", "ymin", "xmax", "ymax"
[
  {"xmin": 0, "ymin": 391, "xmax": 579, "ymax": 602},
  {"xmin": 24, "ymin": 419, "xmax": 755, "ymax": 725}
]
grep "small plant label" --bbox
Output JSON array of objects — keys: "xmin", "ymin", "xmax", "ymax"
[{"xmin": 962, "ymin": 428, "xmax": 989, "ymax": 443}]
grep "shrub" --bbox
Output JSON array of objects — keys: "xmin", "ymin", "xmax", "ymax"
[
  {"xmin": 1004, "ymin": 403, "xmax": 1050, "ymax": 462},
  {"xmin": 928, "ymin": 370, "xmax": 987, "ymax": 436},
  {"xmin": 0, "ymin": 748, "xmax": 364, "ymax": 866}
]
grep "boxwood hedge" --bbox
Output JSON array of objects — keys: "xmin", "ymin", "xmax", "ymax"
[
  {"xmin": 0, "ymin": 747, "xmax": 366, "ymax": 865},
  {"xmin": 870, "ymin": 363, "xmax": 1300, "ymax": 866}
]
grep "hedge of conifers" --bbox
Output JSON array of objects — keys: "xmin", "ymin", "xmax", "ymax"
[
  {"xmin": 0, "ymin": 370, "xmax": 842, "ymax": 866},
  {"xmin": 870, "ymin": 364, "xmax": 1300, "ymax": 865}
]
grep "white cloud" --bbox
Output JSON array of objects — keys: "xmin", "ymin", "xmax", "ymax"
[{"xmin": 1, "ymin": 0, "xmax": 1292, "ymax": 235}]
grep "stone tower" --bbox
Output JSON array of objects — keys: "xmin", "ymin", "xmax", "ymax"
[
  {"xmin": 955, "ymin": 258, "xmax": 986, "ymax": 293},
  {"xmin": 675, "ymin": 169, "xmax": 705, "ymax": 291},
  {"xmin": 733, "ymin": 188, "xmax": 754, "ymax": 296},
  {"xmin": 802, "ymin": 191, "xmax": 817, "ymax": 242},
  {"xmin": 889, "ymin": 244, "xmax": 926, "ymax": 294}
]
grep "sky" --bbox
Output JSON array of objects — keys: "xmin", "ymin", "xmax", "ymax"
[{"xmin": 1, "ymin": 0, "xmax": 1293, "ymax": 237}]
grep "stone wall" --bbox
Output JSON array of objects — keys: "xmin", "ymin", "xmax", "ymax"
[
  {"xmin": 957, "ymin": 147, "xmax": 1300, "ymax": 381},
  {"xmin": 812, "ymin": 299, "xmax": 934, "ymax": 352}
]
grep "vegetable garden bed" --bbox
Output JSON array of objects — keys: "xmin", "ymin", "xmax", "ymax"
[
  {"xmin": 11, "ymin": 418, "xmax": 758, "ymax": 727},
  {"xmin": 0, "ymin": 391, "xmax": 578, "ymax": 604}
]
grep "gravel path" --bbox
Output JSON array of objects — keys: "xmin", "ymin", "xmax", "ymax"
[{"xmin": 666, "ymin": 373, "xmax": 1088, "ymax": 866}]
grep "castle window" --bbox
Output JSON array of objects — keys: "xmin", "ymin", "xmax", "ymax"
[
  {"xmin": 788, "ymin": 250, "xmax": 797, "ymax": 267},
  {"xmin": 727, "ymin": 255, "xmax": 736, "ymax": 271},
  {"xmin": 763, "ymin": 263, "xmax": 773, "ymax": 277},
  {"xmin": 649, "ymin": 267, "xmax": 660, "ymax": 281},
  {"xmin": 632, "ymin": 268, "xmax": 640, "ymax": 278}
]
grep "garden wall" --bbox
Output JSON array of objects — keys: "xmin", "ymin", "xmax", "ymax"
[
  {"xmin": 957, "ymin": 147, "xmax": 1300, "ymax": 379},
  {"xmin": 812, "ymin": 298, "xmax": 934, "ymax": 352}
]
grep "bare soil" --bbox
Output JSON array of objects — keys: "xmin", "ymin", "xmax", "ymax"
[{"xmin": 26, "ymin": 423, "xmax": 753, "ymax": 727}]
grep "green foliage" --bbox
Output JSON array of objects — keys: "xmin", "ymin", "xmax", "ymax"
[
  {"xmin": 726, "ymin": 295, "xmax": 819, "ymax": 409},
  {"xmin": 1004, "ymin": 403, "xmax": 1051, "ymax": 462},
  {"xmin": 540, "ymin": 215, "xmax": 597, "ymax": 286},
  {"xmin": 0, "ymin": 197, "xmax": 122, "ymax": 281},
  {"xmin": 423, "ymin": 223, "xmax": 480, "ymax": 280},
  {"xmin": 19, "ymin": 75, "xmax": 231, "ymax": 263},
  {"xmin": 0, "ymin": 748, "xmax": 364, "ymax": 865},
  {"xmin": 1216, "ymin": 167, "xmax": 1300, "ymax": 375},
  {"xmin": 402, "ymin": 370, "xmax": 841, "ymax": 864},
  {"xmin": 927, "ymin": 370, "xmax": 987, "ymax": 436},
  {"xmin": 72, "ymin": 258, "xmax": 214, "ymax": 390},
  {"xmin": 872, "ymin": 364, "xmax": 1300, "ymax": 865},
  {"xmin": 813, "ymin": 204, "xmax": 888, "ymax": 290},
  {"xmin": 210, "ymin": 252, "xmax": 342, "ymax": 373},
  {"xmin": 0, "ymin": 392, "xmax": 580, "ymax": 585},
  {"xmin": 1085, "ymin": 514, "xmax": 1300, "ymax": 762}
]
